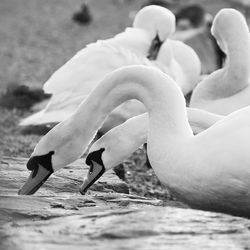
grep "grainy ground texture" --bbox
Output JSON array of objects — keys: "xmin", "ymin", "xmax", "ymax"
[
  {"xmin": 1, "ymin": 157, "xmax": 250, "ymax": 250},
  {"xmin": 1, "ymin": 0, "xmax": 250, "ymax": 249}
]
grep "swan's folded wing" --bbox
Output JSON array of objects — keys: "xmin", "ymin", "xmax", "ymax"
[
  {"xmin": 43, "ymin": 30, "xmax": 151, "ymax": 96},
  {"xmin": 111, "ymin": 27, "xmax": 151, "ymax": 56},
  {"xmin": 19, "ymin": 92, "xmax": 87, "ymax": 126}
]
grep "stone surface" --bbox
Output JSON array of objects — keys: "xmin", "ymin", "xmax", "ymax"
[{"xmin": 1, "ymin": 157, "xmax": 250, "ymax": 250}]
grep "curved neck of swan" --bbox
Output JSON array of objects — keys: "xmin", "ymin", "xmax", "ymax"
[
  {"xmin": 73, "ymin": 66, "xmax": 193, "ymax": 152},
  {"xmin": 94, "ymin": 108, "xmax": 222, "ymax": 170},
  {"xmin": 226, "ymin": 33, "xmax": 250, "ymax": 78},
  {"xmin": 41, "ymin": 66, "xmax": 194, "ymax": 170},
  {"xmin": 219, "ymin": 24, "xmax": 250, "ymax": 93}
]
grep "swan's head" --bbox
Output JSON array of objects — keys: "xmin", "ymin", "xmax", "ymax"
[
  {"xmin": 79, "ymin": 114, "xmax": 148, "ymax": 194},
  {"xmin": 211, "ymin": 8, "xmax": 248, "ymax": 53},
  {"xmin": 79, "ymin": 133, "xmax": 128, "ymax": 194},
  {"xmin": 133, "ymin": 5, "xmax": 175, "ymax": 60},
  {"xmin": 18, "ymin": 122, "xmax": 84, "ymax": 195}
]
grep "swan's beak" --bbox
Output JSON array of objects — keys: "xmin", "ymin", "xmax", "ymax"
[
  {"xmin": 147, "ymin": 35, "xmax": 162, "ymax": 60},
  {"xmin": 18, "ymin": 152, "xmax": 54, "ymax": 195},
  {"xmin": 79, "ymin": 160, "xmax": 105, "ymax": 194},
  {"xmin": 79, "ymin": 148, "xmax": 105, "ymax": 194},
  {"xmin": 18, "ymin": 165, "xmax": 52, "ymax": 195}
]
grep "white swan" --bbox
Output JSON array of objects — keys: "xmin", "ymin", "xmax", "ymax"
[
  {"xmin": 87, "ymin": 108, "xmax": 223, "ymax": 170},
  {"xmin": 19, "ymin": 5, "xmax": 176, "ymax": 127},
  {"xmin": 157, "ymin": 39, "xmax": 201, "ymax": 95},
  {"xmin": 99, "ymin": 39, "xmax": 201, "ymax": 134},
  {"xmin": 190, "ymin": 8, "xmax": 250, "ymax": 115},
  {"xmin": 19, "ymin": 5, "xmax": 201, "ymax": 130},
  {"xmin": 19, "ymin": 65, "xmax": 250, "ymax": 218}
]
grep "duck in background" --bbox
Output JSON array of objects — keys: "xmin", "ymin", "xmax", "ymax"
[
  {"xmin": 190, "ymin": 8, "xmax": 250, "ymax": 115},
  {"xmin": 72, "ymin": 2, "xmax": 92, "ymax": 25},
  {"xmin": 19, "ymin": 65, "xmax": 250, "ymax": 218}
]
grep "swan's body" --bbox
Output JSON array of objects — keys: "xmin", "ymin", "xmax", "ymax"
[
  {"xmin": 89, "ymin": 109, "xmax": 223, "ymax": 169},
  {"xmin": 190, "ymin": 8, "xmax": 250, "ymax": 115},
  {"xmin": 19, "ymin": 65, "xmax": 250, "ymax": 218},
  {"xmin": 20, "ymin": 6, "xmax": 201, "ymax": 130}
]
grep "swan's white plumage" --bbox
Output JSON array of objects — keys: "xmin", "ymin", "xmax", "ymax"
[
  {"xmin": 20, "ymin": 6, "xmax": 178, "ymax": 127},
  {"xmin": 28, "ymin": 65, "xmax": 250, "ymax": 217},
  {"xmin": 20, "ymin": 6, "xmax": 201, "ymax": 128},
  {"xmin": 156, "ymin": 39, "xmax": 201, "ymax": 95},
  {"xmin": 90, "ymin": 108, "xmax": 223, "ymax": 170},
  {"xmin": 99, "ymin": 38, "xmax": 201, "ymax": 134},
  {"xmin": 20, "ymin": 45, "xmax": 153, "ymax": 127},
  {"xmin": 43, "ymin": 31, "xmax": 152, "ymax": 95},
  {"xmin": 190, "ymin": 8, "xmax": 250, "ymax": 115},
  {"xmin": 20, "ymin": 92, "xmax": 88, "ymax": 126}
]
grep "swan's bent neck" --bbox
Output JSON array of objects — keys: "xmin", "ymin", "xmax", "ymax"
[
  {"xmin": 214, "ymin": 14, "xmax": 250, "ymax": 95},
  {"xmin": 73, "ymin": 66, "xmax": 193, "ymax": 150},
  {"xmin": 40, "ymin": 66, "xmax": 193, "ymax": 170},
  {"xmin": 78, "ymin": 66, "xmax": 191, "ymax": 137},
  {"xmin": 225, "ymin": 31, "xmax": 250, "ymax": 85}
]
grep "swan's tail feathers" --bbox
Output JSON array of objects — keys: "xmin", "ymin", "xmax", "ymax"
[
  {"xmin": 19, "ymin": 109, "xmax": 72, "ymax": 126},
  {"xmin": 19, "ymin": 92, "xmax": 88, "ymax": 126}
]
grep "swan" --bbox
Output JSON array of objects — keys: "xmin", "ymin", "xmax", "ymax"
[
  {"xmin": 84, "ymin": 108, "xmax": 223, "ymax": 172},
  {"xmin": 19, "ymin": 5, "xmax": 201, "ymax": 131},
  {"xmin": 157, "ymin": 39, "xmax": 201, "ymax": 95},
  {"xmin": 19, "ymin": 5, "xmax": 175, "ymax": 127},
  {"xmin": 99, "ymin": 39, "xmax": 201, "ymax": 134},
  {"xmin": 19, "ymin": 65, "xmax": 250, "ymax": 218},
  {"xmin": 190, "ymin": 8, "xmax": 250, "ymax": 115}
]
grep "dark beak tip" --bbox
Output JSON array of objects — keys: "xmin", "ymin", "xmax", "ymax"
[
  {"xmin": 17, "ymin": 165, "xmax": 53, "ymax": 196},
  {"xmin": 17, "ymin": 189, "xmax": 29, "ymax": 195},
  {"xmin": 17, "ymin": 186, "xmax": 30, "ymax": 195},
  {"xmin": 79, "ymin": 187, "xmax": 86, "ymax": 195}
]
